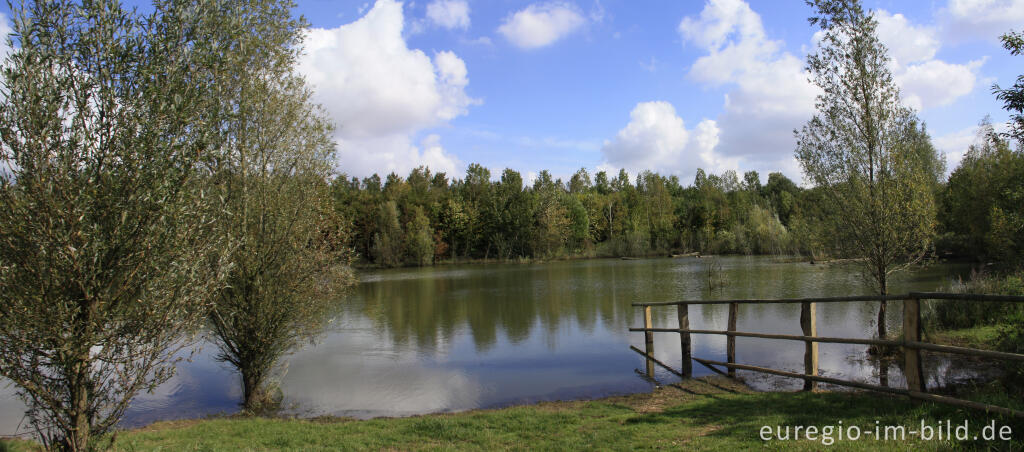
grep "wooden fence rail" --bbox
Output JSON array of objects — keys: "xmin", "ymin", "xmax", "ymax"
[{"xmin": 630, "ymin": 292, "xmax": 1024, "ymax": 418}]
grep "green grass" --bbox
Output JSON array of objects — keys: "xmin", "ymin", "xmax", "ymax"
[
  {"xmin": 928, "ymin": 325, "xmax": 1003, "ymax": 350},
  {"xmin": 5, "ymin": 377, "xmax": 1021, "ymax": 451}
]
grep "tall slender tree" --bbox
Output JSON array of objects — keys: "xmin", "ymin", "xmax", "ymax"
[
  {"xmin": 202, "ymin": 0, "xmax": 356, "ymax": 412},
  {"xmin": 795, "ymin": 0, "xmax": 942, "ymax": 342}
]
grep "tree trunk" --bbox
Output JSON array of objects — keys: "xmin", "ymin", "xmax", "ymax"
[
  {"xmin": 877, "ymin": 271, "xmax": 887, "ymax": 339},
  {"xmin": 65, "ymin": 352, "xmax": 91, "ymax": 452},
  {"xmin": 241, "ymin": 367, "xmax": 265, "ymax": 412},
  {"xmin": 877, "ymin": 300, "xmax": 887, "ymax": 339}
]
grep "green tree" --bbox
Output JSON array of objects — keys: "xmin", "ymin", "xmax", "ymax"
[
  {"xmin": 742, "ymin": 171, "xmax": 762, "ymax": 194},
  {"xmin": 565, "ymin": 195, "xmax": 590, "ymax": 250},
  {"xmin": 406, "ymin": 206, "xmax": 435, "ymax": 266},
  {"xmin": 374, "ymin": 200, "xmax": 405, "ymax": 267},
  {"xmin": 489, "ymin": 169, "xmax": 533, "ymax": 259},
  {"xmin": 764, "ymin": 172, "xmax": 799, "ymax": 227},
  {"xmin": 533, "ymin": 197, "xmax": 570, "ymax": 257},
  {"xmin": 568, "ymin": 168, "xmax": 592, "ymax": 194},
  {"xmin": 439, "ymin": 197, "xmax": 468, "ymax": 261},
  {"xmin": 941, "ymin": 120, "xmax": 1024, "ymax": 261},
  {"xmin": 0, "ymin": 1, "xmax": 236, "ymax": 449},
  {"xmin": 594, "ymin": 171, "xmax": 611, "ymax": 195},
  {"xmin": 796, "ymin": 0, "xmax": 941, "ymax": 340},
  {"xmin": 638, "ymin": 171, "xmax": 674, "ymax": 252},
  {"xmin": 204, "ymin": 0, "xmax": 355, "ymax": 413}
]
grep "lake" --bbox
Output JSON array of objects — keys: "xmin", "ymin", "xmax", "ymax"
[{"xmin": 0, "ymin": 256, "xmax": 978, "ymax": 435}]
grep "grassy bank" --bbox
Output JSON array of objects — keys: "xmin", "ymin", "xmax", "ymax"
[
  {"xmin": 928, "ymin": 325, "xmax": 1003, "ymax": 350},
  {"xmin": 3, "ymin": 377, "xmax": 1021, "ymax": 451}
]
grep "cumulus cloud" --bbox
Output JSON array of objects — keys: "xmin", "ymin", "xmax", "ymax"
[
  {"xmin": 874, "ymin": 10, "xmax": 982, "ymax": 111},
  {"xmin": 673, "ymin": 1, "xmax": 985, "ymax": 181},
  {"xmin": 874, "ymin": 10, "xmax": 939, "ymax": 66},
  {"xmin": 942, "ymin": 0, "xmax": 1024, "ymax": 42},
  {"xmin": 600, "ymin": 101, "xmax": 734, "ymax": 179},
  {"xmin": 298, "ymin": 0, "xmax": 477, "ymax": 177},
  {"xmin": 933, "ymin": 125, "xmax": 978, "ymax": 173},
  {"xmin": 497, "ymin": 2, "xmax": 585, "ymax": 49},
  {"xmin": 897, "ymin": 58, "xmax": 984, "ymax": 110},
  {"xmin": 678, "ymin": 0, "xmax": 817, "ymax": 180},
  {"xmin": 678, "ymin": 0, "xmax": 771, "ymax": 60},
  {"xmin": 426, "ymin": 0, "xmax": 470, "ymax": 30}
]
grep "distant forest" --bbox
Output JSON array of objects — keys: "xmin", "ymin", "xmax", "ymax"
[{"xmin": 331, "ymin": 123, "xmax": 1023, "ymax": 267}]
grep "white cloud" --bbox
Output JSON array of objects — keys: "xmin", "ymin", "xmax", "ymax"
[
  {"xmin": 298, "ymin": 0, "xmax": 477, "ymax": 177},
  {"xmin": 497, "ymin": 2, "xmax": 585, "ymax": 49},
  {"xmin": 678, "ymin": 0, "xmax": 817, "ymax": 181},
  {"xmin": 674, "ymin": 1, "xmax": 986, "ymax": 182},
  {"xmin": 426, "ymin": 0, "xmax": 470, "ymax": 30},
  {"xmin": 942, "ymin": 0, "xmax": 1024, "ymax": 42},
  {"xmin": 600, "ymin": 101, "xmax": 734, "ymax": 179},
  {"xmin": 874, "ymin": 10, "xmax": 981, "ymax": 111},
  {"xmin": 418, "ymin": 134, "xmax": 463, "ymax": 175},
  {"xmin": 679, "ymin": 0, "xmax": 768, "ymax": 56},
  {"xmin": 897, "ymin": 58, "xmax": 984, "ymax": 110},
  {"xmin": 933, "ymin": 125, "xmax": 978, "ymax": 174},
  {"xmin": 334, "ymin": 134, "xmax": 462, "ymax": 178},
  {"xmin": 874, "ymin": 11, "xmax": 939, "ymax": 66},
  {"xmin": 934, "ymin": 121, "xmax": 1013, "ymax": 175}
]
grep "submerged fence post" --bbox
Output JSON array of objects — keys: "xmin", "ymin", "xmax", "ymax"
[
  {"xmin": 727, "ymin": 302, "xmax": 738, "ymax": 377},
  {"xmin": 903, "ymin": 296, "xmax": 925, "ymax": 392},
  {"xmin": 800, "ymin": 301, "xmax": 818, "ymax": 391},
  {"xmin": 644, "ymin": 305, "xmax": 654, "ymax": 378},
  {"xmin": 678, "ymin": 303, "xmax": 692, "ymax": 377}
]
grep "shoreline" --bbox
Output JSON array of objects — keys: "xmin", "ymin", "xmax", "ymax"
[{"xmin": 5, "ymin": 376, "xmax": 1019, "ymax": 451}]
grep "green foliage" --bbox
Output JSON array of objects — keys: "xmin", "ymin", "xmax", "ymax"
[
  {"xmin": 201, "ymin": 0, "xmax": 356, "ymax": 415},
  {"xmin": 338, "ymin": 164, "xmax": 827, "ymax": 264},
  {"xmin": 406, "ymin": 206, "xmax": 435, "ymax": 266},
  {"xmin": 565, "ymin": 194, "xmax": 590, "ymax": 251},
  {"xmin": 939, "ymin": 120, "xmax": 1024, "ymax": 262},
  {"xmin": 928, "ymin": 270, "xmax": 1024, "ymax": 330},
  {"xmin": 928, "ymin": 270, "xmax": 1024, "ymax": 387},
  {"xmin": 994, "ymin": 30, "xmax": 1024, "ymax": 144},
  {"xmin": 0, "ymin": 0, "xmax": 244, "ymax": 448},
  {"xmin": 373, "ymin": 200, "xmax": 405, "ymax": 267},
  {"xmin": 797, "ymin": 0, "xmax": 941, "ymax": 300}
]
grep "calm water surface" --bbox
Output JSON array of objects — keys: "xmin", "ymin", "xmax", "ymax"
[{"xmin": 0, "ymin": 256, "xmax": 977, "ymax": 435}]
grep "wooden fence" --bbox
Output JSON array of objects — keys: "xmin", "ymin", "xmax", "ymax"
[{"xmin": 629, "ymin": 292, "xmax": 1024, "ymax": 418}]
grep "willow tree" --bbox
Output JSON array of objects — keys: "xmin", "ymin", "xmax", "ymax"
[
  {"xmin": 0, "ymin": 1, "xmax": 234, "ymax": 449},
  {"xmin": 796, "ymin": 0, "xmax": 942, "ymax": 341},
  {"xmin": 204, "ymin": 1, "xmax": 355, "ymax": 412}
]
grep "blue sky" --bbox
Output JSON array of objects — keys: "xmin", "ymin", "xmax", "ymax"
[{"xmin": 2, "ymin": 0, "xmax": 1021, "ymax": 184}]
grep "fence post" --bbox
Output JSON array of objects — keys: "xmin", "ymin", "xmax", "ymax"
[
  {"xmin": 644, "ymin": 305, "xmax": 654, "ymax": 378},
  {"xmin": 800, "ymin": 301, "xmax": 818, "ymax": 391},
  {"xmin": 727, "ymin": 302, "xmax": 738, "ymax": 377},
  {"xmin": 903, "ymin": 296, "xmax": 925, "ymax": 392},
  {"xmin": 678, "ymin": 303, "xmax": 692, "ymax": 377}
]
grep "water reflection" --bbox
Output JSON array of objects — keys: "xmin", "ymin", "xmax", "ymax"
[{"xmin": 0, "ymin": 256, "xmax": 971, "ymax": 435}]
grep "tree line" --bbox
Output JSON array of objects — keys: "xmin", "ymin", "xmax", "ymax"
[
  {"xmin": 330, "ymin": 150, "xmax": 982, "ymax": 269},
  {"xmin": 332, "ymin": 165, "xmax": 834, "ymax": 266}
]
